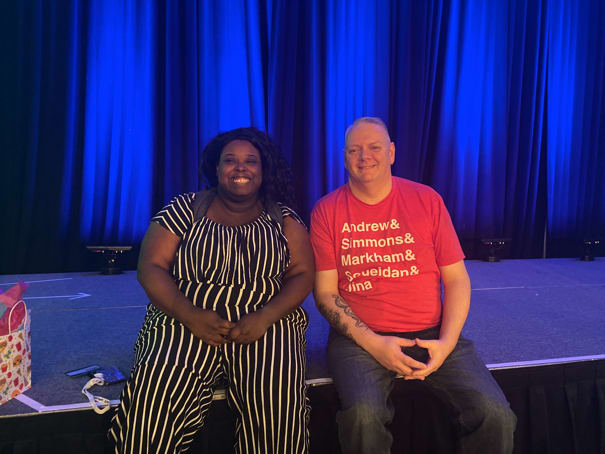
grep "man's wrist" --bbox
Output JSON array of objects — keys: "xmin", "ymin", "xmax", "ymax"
[
  {"xmin": 438, "ymin": 334, "xmax": 458, "ymax": 353},
  {"xmin": 357, "ymin": 329, "xmax": 381, "ymax": 354}
]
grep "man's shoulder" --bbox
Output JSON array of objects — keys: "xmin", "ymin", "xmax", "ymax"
[
  {"xmin": 393, "ymin": 177, "xmax": 441, "ymax": 200},
  {"xmin": 312, "ymin": 184, "xmax": 348, "ymax": 211}
]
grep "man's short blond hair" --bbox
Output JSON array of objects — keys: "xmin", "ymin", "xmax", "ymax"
[{"xmin": 344, "ymin": 117, "xmax": 391, "ymax": 147}]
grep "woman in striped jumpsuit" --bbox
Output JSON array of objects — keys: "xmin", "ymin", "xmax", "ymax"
[{"xmin": 109, "ymin": 127, "xmax": 314, "ymax": 453}]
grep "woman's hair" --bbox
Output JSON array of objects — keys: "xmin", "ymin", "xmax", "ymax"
[{"xmin": 199, "ymin": 127, "xmax": 298, "ymax": 209}]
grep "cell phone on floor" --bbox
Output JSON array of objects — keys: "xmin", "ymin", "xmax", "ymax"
[
  {"xmin": 65, "ymin": 365, "xmax": 101, "ymax": 377},
  {"xmin": 91, "ymin": 366, "xmax": 126, "ymax": 385}
]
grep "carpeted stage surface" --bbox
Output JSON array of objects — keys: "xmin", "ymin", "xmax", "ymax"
[{"xmin": 1, "ymin": 258, "xmax": 604, "ymax": 417}]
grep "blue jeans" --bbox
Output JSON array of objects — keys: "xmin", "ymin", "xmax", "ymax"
[{"xmin": 328, "ymin": 326, "xmax": 516, "ymax": 454}]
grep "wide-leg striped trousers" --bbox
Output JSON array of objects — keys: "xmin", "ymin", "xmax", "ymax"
[{"xmin": 108, "ymin": 306, "xmax": 310, "ymax": 453}]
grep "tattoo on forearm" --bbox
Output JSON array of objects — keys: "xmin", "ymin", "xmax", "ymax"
[
  {"xmin": 332, "ymin": 294, "xmax": 367, "ymax": 329},
  {"xmin": 317, "ymin": 306, "xmax": 351, "ymax": 338},
  {"xmin": 317, "ymin": 294, "xmax": 368, "ymax": 339}
]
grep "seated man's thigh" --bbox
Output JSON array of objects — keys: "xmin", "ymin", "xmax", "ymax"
[
  {"xmin": 425, "ymin": 337, "xmax": 516, "ymax": 436},
  {"xmin": 327, "ymin": 329, "xmax": 396, "ymax": 409}
]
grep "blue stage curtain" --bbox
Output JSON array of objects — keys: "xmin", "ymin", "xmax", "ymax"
[
  {"xmin": 546, "ymin": 0, "xmax": 605, "ymax": 247},
  {"xmin": 2, "ymin": 0, "xmax": 604, "ymax": 273},
  {"xmin": 79, "ymin": 0, "xmax": 155, "ymax": 244},
  {"xmin": 428, "ymin": 0, "xmax": 550, "ymax": 256}
]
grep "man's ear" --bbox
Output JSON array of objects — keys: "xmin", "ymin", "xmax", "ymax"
[{"xmin": 389, "ymin": 142, "xmax": 395, "ymax": 165}]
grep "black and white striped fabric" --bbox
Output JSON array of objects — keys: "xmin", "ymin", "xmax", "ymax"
[{"xmin": 108, "ymin": 193, "xmax": 310, "ymax": 453}]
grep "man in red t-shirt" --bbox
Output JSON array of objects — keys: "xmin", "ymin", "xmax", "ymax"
[{"xmin": 310, "ymin": 117, "xmax": 516, "ymax": 454}]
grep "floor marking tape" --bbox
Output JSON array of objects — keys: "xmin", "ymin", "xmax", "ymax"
[
  {"xmin": 0, "ymin": 278, "xmax": 74, "ymax": 286},
  {"xmin": 473, "ymin": 283, "xmax": 604, "ymax": 291},
  {"xmin": 487, "ymin": 354, "xmax": 605, "ymax": 369},
  {"xmin": 13, "ymin": 394, "xmax": 121, "ymax": 413},
  {"xmin": 14, "ymin": 394, "xmax": 46, "ymax": 411},
  {"xmin": 34, "ymin": 305, "xmax": 147, "ymax": 314},
  {"xmin": 25, "ymin": 293, "xmax": 90, "ymax": 300},
  {"xmin": 41, "ymin": 400, "xmax": 121, "ymax": 412},
  {"xmin": 473, "ymin": 286, "xmax": 525, "ymax": 290}
]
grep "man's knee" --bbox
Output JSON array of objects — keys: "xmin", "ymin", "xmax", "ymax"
[
  {"xmin": 455, "ymin": 394, "xmax": 516, "ymax": 454},
  {"xmin": 460, "ymin": 393, "xmax": 516, "ymax": 435},
  {"xmin": 484, "ymin": 395, "xmax": 516, "ymax": 430},
  {"xmin": 489, "ymin": 400, "xmax": 517, "ymax": 437},
  {"xmin": 337, "ymin": 401, "xmax": 393, "ymax": 427},
  {"xmin": 335, "ymin": 402, "xmax": 393, "ymax": 454}
]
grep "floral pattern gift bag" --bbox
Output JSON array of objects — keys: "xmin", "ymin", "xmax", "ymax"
[{"xmin": 0, "ymin": 282, "xmax": 31, "ymax": 405}]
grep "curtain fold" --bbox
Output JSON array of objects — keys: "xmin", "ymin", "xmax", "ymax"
[
  {"xmin": 79, "ymin": 0, "xmax": 155, "ymax": 245},
  {"xmin": 564, "ymin": 380, "xmax": 602, "ymax": 454},
  {"xmin": 546, "ymin": 0, "xmax": 605, "ymax": 247},
  {"xmin": 2, "ymin": 0, "xmax": 604, "ymax": 273},
  {"xmin": 598, "ymin": 378, "xmax": 605, "ymax": 452}
]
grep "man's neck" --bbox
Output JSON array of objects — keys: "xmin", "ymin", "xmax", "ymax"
[{"xmin": 348, "ymin": 176, "xmax": 393, "ymax": 205}]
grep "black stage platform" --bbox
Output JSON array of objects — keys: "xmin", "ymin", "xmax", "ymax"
[{"xmin": 1, "ymin": 259, "xmax": 604, "ymax": 453}]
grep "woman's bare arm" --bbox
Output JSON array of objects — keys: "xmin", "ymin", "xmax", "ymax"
[{"xmin": 137, "ymin": 222, "xmax": 234, "ymax": 346}]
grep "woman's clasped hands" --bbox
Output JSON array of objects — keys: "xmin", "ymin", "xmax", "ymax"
[{"xmin": 186, "ymin": 307, "xmax": 273, "ymax": 346}]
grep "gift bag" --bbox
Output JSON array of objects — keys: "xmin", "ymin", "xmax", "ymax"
[{"xmin": 0, "ymin": 283, "xmax": 31, "ymax": 405}]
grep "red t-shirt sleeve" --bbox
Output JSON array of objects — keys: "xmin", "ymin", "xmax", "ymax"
[
  {"xmin": 310, "ymin": 201, "xmax": 338, "ymax": 271},
  {"xmin": 432, "ymin": 193, "xmax": 465, "ymax": 266}
]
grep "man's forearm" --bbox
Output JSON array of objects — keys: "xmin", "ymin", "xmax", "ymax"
[
  {"xmin": 314, "ymin": 292, "xmax": 375, "ymax": 346},
  {"xmin": 315, "ymin": 290, "xmax": 428, "ymax": 376},
  {"xmin": 439, "ymin": 275, "xmax": 471, "ymax": 350}
]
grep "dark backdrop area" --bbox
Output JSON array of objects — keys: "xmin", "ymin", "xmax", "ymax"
[{"xmin": 2, "ymin": 0, "xmax": 604, "ymax": 275}]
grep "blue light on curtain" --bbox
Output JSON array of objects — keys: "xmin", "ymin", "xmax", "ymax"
[
  {"xmin": 425, "ymin": 0, "xmax": 551, "ymax": 256},
  {"xmin": 198, "ymin": 1, "xmax": 267, "ymax": 138},
  {"xmin": 546, "ymin": 0, "xmax": 605, "ymax": 241},
  {"xmin": 501, "ymin": 0, "xmax": 548, "ymax": 255},
  {"xmin": 435, "ymin": 0, "xmax": 510, "ymax": 238},
  {"xmin": 80, "ymin": 0, "xmax": 154, "ymax": 243},
  {"xmin": 3, "ymin": 0, "xmax": 605, "ymax": 274},
  {"xmin": 323, "ymin": 0, "xmax": 394, "ymax": 191}
]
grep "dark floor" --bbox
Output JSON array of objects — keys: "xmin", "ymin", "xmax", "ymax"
[{"xmin": 1, "ymin": 258, "xmax": 604, "ymax": 417}]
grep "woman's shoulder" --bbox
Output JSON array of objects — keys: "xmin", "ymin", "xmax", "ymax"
[
  {"xmin": 158, "ymin": 192, "xmax": 196, "ymax": 208},
  {"xmin": 277, "ymin": 203, "xmax": 306, "ymax": 228},
  {"xmin": 276, "ymin": 202, "xmax": 299, "ymax": 218},
  {"xmin": 177, "ymin": 192, "xmax": 197, "ymax": 203},
  {"xmin": 153, "ymin": 193, "xmax": 195, "ymax": 215},
  {"xmin": 150, "ymin": 193, "xmax": 196, "ymax": 236}
]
